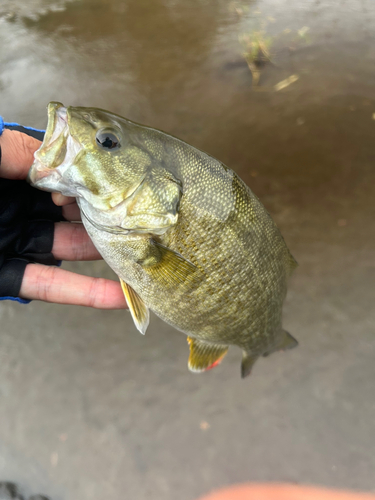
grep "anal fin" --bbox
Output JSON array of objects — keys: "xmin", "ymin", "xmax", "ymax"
[
  {"xmin": 187, "ymin": 337, "xmax": 228, "ymax": 373},
  {"xmin": 120, "ymin": 278, "xmax": 149, "ymax": 335}
]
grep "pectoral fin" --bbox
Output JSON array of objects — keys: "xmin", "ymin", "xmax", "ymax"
[
  {"xmin": 187, "ymin": 337, "xmax": 228, "ymax": 373},
  {"xmin": 144, "ymin": 242, "xmax": 199, "ymax": 288},
  {"xmin": 120, "ymin": 279, "xmax": 149, "ymax": 335}
]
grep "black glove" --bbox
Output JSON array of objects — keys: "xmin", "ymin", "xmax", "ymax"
[{"xmin": 0, "ymin": 124, "xmax": 64, "ymax": 302}]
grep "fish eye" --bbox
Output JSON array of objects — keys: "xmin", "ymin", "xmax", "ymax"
[{"xmin": 96, "ymin": 129, "xmax": 121, "ymax": 150}]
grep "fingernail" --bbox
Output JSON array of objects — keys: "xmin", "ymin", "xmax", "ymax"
[{"xmin": 52, "ymin": 193, "xmax": 75, "ymax": 206}]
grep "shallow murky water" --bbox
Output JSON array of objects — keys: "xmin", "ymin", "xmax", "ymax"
[{"xmin": 0, "ymin": 1, "xmax": 375, "ymax": 500}]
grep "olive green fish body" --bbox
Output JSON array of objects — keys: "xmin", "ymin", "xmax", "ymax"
[{"xmin": 29, "ymin": 102, "xmax": 297, "ymax": 377}]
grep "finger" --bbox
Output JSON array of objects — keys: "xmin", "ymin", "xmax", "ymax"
[
  {"xmin": 0, "ymin": 130, "xmax": 41, "ymax": 179},
  {"xmin": 52, "ymin": 192, "xmax": 76, "ymax": 206},
  {"xmin": 53, "ymin": 222, "xmax": 101, "ymax": 261},
  {"xmin": 62, "ymin": 202, "xmax": 81, "ymax": 221},
  {"xmin": 19, "ymin": 263, "xmax": 127, "ymax": 309}
]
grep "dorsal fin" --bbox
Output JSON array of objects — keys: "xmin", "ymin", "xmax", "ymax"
[
  {"xmin": 187, "ymin": 337, "xmax": 228, "ymax": 373},
  {"xmin": 120, "ymin": 278, "xmax": 149, "ymax": 335},
  {"xmin": 287, "ymin": 252, "xmax": 298, "ymax": 277}
]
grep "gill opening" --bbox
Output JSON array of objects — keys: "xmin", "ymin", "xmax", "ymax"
[{"xmin": 80, "ymin": 205, "xmax": 130, "ymax": 235}]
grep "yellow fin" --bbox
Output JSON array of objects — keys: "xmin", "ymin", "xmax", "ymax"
[
  {"xmin": 120, "ymin": 279, "xmax": 149, "ymax": 335},
  {"xmin": 187, "ymin": 337, "xmax": 228, "ymax": 373},
  {"xmin": 145, "ymin": 242, "xmax": 199, "ymax": 288}
]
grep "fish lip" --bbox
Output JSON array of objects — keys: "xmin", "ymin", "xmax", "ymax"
[
  {"xmin": 45, "ymin": 101, "xmax": 67, "ymax": 144},
  {"xmin": 27, "ymin": 102, "xmax": 69, "ymax": 188}
]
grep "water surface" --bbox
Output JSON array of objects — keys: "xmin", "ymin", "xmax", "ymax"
[{"xmin": 0, "ymin": 1, "xmax": 374, "ymax": 499}]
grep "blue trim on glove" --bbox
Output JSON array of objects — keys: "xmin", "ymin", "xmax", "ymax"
[
  {"xmin": 0, "ymin": 259, "xmax": 61, "ymax": 305},
  {"xmin": 0, "ymin": 296, "xmax": 31, "ymax": 304},
  {"xmin": 0, "ymin": 117, "xmax": 45, "ymax": 137}
]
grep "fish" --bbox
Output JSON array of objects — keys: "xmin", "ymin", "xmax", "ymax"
[{"xmin": 28, "ymin": 101, "xmax": 298, "ymax": 378}]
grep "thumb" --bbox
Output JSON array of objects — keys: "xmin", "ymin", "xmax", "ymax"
[{"xmin": 0, "ymin": 129, "xmax": 41, "ymax": 180}]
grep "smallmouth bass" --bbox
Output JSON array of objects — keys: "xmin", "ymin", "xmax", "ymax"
[{"xmin": 28, "ymin": 102, "xmax": 298, "ymax": 378}]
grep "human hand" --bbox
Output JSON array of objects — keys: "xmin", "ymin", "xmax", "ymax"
[{"xmin": 0, "ymin": 128, "xmax": 127, "ymax": 309}]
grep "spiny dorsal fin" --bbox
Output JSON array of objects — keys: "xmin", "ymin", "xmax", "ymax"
[
  {"xmin": 241, "ymin": 351, "xmax": 259, "ymax": 378},
  {"xmin": 145, "ymin": 242, "xmax": 200, "ymax": 288},
  {"xmin": 187, "ymin": 337, "xmax": 228, "ymax": 373},
  {"xmin": 120, "ymin": 278, "xmax": 149, "ymax": 335},
  {"xmin": 287, "ymin": 252, "xmax": 298, "ymax": 277}
]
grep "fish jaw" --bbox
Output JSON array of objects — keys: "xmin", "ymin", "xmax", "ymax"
[{"xmin": 28, "ymin": 102, "xmax": 82, "ymax": 196}]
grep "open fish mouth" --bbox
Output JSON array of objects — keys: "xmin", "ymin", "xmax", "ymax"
[
  {"xmin": 27, "ymin": 102, "xmax": 81, "ymax": 193},
  {"xmin": 45, "ymin": 102, "xmax": 68, "ymax": 145}
]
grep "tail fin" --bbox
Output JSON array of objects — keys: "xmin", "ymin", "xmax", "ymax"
[
  {"xmin": 241, "ymin": 352, "xmax": 259, "ymax": 379},
  {"xmin": 279, "ymin": 330, "xmax": 298, "ymax": 351},
  {"xmin": 263, "ymin": 330, "xmax": 299, "ymax": 357}
]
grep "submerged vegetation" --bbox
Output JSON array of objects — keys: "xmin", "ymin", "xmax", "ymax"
[{"xmin": 231, "ymin": 3, "xmax": 311, "ymax": 88}]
